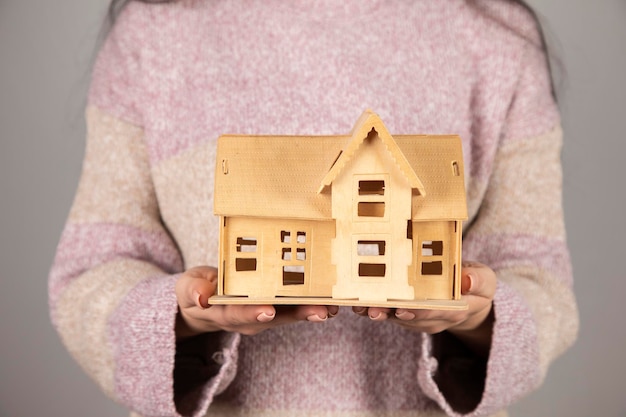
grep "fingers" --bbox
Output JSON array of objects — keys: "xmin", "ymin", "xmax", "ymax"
[
  {"xmin": 211, "ymin": 304, "xmax": 338, "ymax": 335},
  {"xmin": 175, "ymin": 266, "xmax": 218, "ymax": 309},
  {"xmin": 461, "ymin": 261, "xmax": 497, "ymax": 299},
  {"xmin": 394, "ymin": 308, "xmax": 467, "ymax": 333},
  {"xmin": 274, "ymin": 305, "xmax": 337, "ymax": 324},
  {"xmin": 177, "ymin": 266, "xmax": 337, "ymax": 318},
  {"xmin": 352, "ymin": 306, "xmax": 393, "ymax": 321},
  {"xmin": 352, "ymin": 305, "xmax": 467, "ymax": 334},
  {"xmin": 217, "ymin": 304, "xmax": 277, "ymax": 326},
  {"xmin": 394, "ymin": 309, "xmax": 416, "ymax": 321},
  {"xmin": 349, "ymin": 260, "xmax": 497, "ymax": 335},
  {"xmin": 177, "ymin": 261, "xmax": 497, "ymax": 337},
  {"xmin": 446, "ymin": 260, "xmax": 496, "ymax": 340}
]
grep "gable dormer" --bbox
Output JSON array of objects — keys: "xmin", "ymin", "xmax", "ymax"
[{"xmin": 318, "ymin": 110, "xmax": 426, "ymax": 197}]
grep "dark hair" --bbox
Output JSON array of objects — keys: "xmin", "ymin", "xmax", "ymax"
[
  {"xmin": 105, "ymin": 0, "xmax": 559, "ymax": 100},
  {"xmin": 107, "ymin": 0, "xmax": 171, "ymax": 23},
  {"xmin": 103, "ymin": 0, "xmax": 171, "ymax": 37}
]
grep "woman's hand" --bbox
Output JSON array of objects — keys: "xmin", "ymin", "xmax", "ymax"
[
  {"xmin": 175, "ymin": 266, "xmax": 338, "ymax": 339},
  {"xmin": 352, "ymin": 261, "xmax": 496, "ymax": 356}
]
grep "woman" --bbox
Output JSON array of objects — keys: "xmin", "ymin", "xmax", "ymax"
[{"xmin": 49, "ymin": 1, "xmax": 578, "ymax": 416}]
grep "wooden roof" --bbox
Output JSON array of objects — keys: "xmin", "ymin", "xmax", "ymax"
[
  {"xmin": 318, "ymin": 110, "xmax": 426, "ymax": 196},
  {"xmin": 214, "ymin": 112, "xmax": 467, "ymax": 221}
]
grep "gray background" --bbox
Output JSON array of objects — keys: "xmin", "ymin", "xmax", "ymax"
[{"xmin": 1, "ymin": 0, "xmax": 624, "ymax": 416}]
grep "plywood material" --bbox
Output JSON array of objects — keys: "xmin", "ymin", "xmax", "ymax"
[
  {"xmin": 209, "ymin": 295, "xmax": 468, "ymax": 310},
  {"xmin": 211, "ymin": 110, "xmax": 468, "ymax": 310}
]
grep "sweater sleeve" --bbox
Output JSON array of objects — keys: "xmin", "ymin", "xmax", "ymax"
[
  {"xmin": 48, "ymin": 7, "xmax": 239, "ymax": 416},
  {"xmin": 417, "ymin": 33, "xmax": 579, "ymax": 417}
]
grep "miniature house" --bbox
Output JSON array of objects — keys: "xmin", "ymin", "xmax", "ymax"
[{"xmin": 211, "ymin": 111, "xmax": 468, "ymax": 309}]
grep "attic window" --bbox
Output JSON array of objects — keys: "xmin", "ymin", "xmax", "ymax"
[
  {"xmin": 358, "ymin": 202, "xmax": 385, "ymax": 217},
  {"xmin": 354, "ymin": 175, "xmax": 389, "ymax": 221},
  {"xmin": 359, "ymin": 180, "xmax": 385, "ymax": 195}
]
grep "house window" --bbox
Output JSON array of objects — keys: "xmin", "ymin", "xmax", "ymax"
[
  {"xmin": 359, "ymin": 180, "xmax": 385, "ymax": 195},
  {"xmin": 357, "ymin": 240, "xmax": 386, "ymax": 256},
  {"xmin": 354, "ymin": 235, "xmax": 389, "ymax": 278},
  {"xmin": 421, "ymin": 261, "xmax": 443, "ymax": 275},
  {"xmin": 355, "ymin": 176, "xmax": 389, "ymax": 220},
  {"xmin": 281, "ymin": 230, "xmax": 307, "ymax": 286},
  {"xmin": 420, "ymin": 240, "xmax": 443, "ymax": 275},
  {"xmin": 283, "ymin": 265, "xmax": 305, "ymax": 285},
  {"xmin": 358, "ymin": 202, "xmax": 385, "ymax": 217},
  {"xmin": 282, "ymin": 247, "xmax": 306, "ymax": 262},
  {"xmin": 421, "ymin": 240, "xmax": 443, "ymax": 256},
  {"xmin": 237, "ymin": 237, "xmax": 257, "ymax": 252},
  {"xmin": 236, "ymin": 258, "xmax": 257, "ymax": 272},
  {"xmin": 359, "ymin": 263, "xmax": 386, "ymax": 277},
  {"xmin": 235, "ymin": 237, "xmax": 257, "ymax": 271}
]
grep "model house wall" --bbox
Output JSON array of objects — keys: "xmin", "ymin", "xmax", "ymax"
[{"xmin": 212, "ymin": 110, "xmax": 468, "ymax": 310}]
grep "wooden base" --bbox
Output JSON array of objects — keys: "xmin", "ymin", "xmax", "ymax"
[{"xmin": 209, "ymin": 295, "xmax": 468, "ymax": 310}]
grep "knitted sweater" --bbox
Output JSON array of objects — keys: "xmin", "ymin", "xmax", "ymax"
[{"xmin": 49, "ymin": 1, "xmax": 578, "ymax": 416}]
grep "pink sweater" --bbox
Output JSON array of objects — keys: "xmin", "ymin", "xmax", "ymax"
[{"xmin": 49, "ymin": 1, "xmax": 578, "ymax": 416}]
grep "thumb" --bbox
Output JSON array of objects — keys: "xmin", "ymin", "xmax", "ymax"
[
  {"xmin": 460, "ymin": 261, "xmax": 496, "ymax": 298},
  {"xmin": 175, "ymin": 266, "xmax": 218, "ymax": 309}
]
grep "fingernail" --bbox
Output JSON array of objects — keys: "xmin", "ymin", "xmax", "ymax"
[
  {"xmin": 466, "ymin": 273, "xmax": 474, "ymax": 292},
  {"xmin": 194, "ymin": 291, "xmax": 206, "ymax": 309},
  {"xmin": 395, "ymin": 310, "xmax": 416, "ymax": 321},
  {"xmin": 353, "ymin": 307, "xmax": 367, "ymax": 315},
  {"xmin": 328, "ymin": 306, "xmax": 339, "ymax": 318},
  {"xmin": 307, "ymin": 314, "xmax": 327, "ymax": 323},
  {"xmin": 369, "ymin": 311, "xmax": 384, "ymax": 320},
  {"xmin": 257, "ymin": 312, "xmax": 275, "ymax": 323}
]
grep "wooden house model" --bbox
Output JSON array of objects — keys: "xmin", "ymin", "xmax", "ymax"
[{"xmin": 210, "ymin": 111, "xmax": 468, "ymax": 309}]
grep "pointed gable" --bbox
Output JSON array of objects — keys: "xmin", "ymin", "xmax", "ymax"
[{"xmin": 317, "ymin": 110, "xmax": 426, "ymax": 196}]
